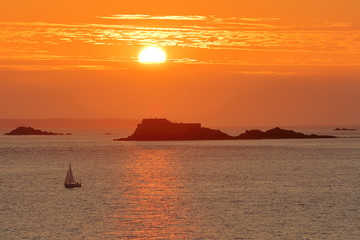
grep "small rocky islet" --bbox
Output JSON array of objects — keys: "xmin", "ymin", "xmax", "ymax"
[
  {"xmin": 334, "ymin": 127, "xmax": 356, "ymax": 131},
  {"xmin": 4, "ymin": 126, "xmax": 71, "ymax": 135}
]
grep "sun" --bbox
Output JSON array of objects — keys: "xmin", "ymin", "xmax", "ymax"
[{"xmin": 138, "ymin": 46, "xmax": 167, "ymax": 64}]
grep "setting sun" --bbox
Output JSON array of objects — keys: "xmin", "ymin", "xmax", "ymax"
[{"xmin": 138, "ymin": 46, "xmax": 167, "ymax": 64}]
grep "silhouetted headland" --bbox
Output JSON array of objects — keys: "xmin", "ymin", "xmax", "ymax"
[
  {"xmin": 4, "ymin": 126, "xmax": 71, "ymax": 135},
  {"xmin": 114, "ymin": 119, "xmax": 336, "ymax": 141}
]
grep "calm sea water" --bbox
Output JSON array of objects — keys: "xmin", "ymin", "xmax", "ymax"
[{"xmin": 1, "ymin": 127, "xmax": 360, "ymax": 239}]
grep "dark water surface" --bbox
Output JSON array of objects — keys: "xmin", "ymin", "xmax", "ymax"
[{"xmin": 1, "ymin": 128, "xmax": 360, "ymax": 239}]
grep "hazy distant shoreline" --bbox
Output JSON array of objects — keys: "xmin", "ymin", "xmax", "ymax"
[{"xmin": 0, "ymin": 119, "xmax": 139, "ymax": 129}]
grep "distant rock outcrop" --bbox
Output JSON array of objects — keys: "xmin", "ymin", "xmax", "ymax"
[
  {"xmin": 236, "ymin": 127, "xmax": 336, "ymax": 139},
  {"xmin": 114, "ymin": 119, "xmax": 336, "ymax": 141},
  {"xmin": 4, "ymin": 126, "xmax": 69, "ymax": 135},
  {"xmin": 334, "ymin": 128, "xmax": 356, "ymax": 131},
  {"xmin": 114, "ymin": 118, "xmax": 233, "ymax": 141}
]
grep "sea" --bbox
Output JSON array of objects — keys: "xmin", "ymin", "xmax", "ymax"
[{"xmin": 1, "ymin": 126, "xmax": 360, "ymax": 240}]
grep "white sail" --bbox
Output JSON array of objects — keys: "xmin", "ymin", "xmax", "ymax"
[{"xmin": 64, "ymin": 163, "xmax": 75, "ymax": 185}]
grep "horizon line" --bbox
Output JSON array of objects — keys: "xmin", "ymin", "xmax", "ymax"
[{"xmin": 0, "ymin": 118, "xmax": 358, "ymax": 128}]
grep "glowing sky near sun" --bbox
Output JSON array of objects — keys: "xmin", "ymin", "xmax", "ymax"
[
  {"xmin": 1, "ymin": 15, "xmax": 360, "ymax": 70},
  {"xmin": 1, "ymin": 0, "xmax": 360, "ymax": 126}
]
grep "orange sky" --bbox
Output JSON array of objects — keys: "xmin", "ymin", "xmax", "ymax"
[{"xmin": 1, "ymin": 0, "xmax": 360, "ymax": 126}]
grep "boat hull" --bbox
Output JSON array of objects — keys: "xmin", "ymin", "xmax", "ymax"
[{"xmin": 64, "ymin": 183, "xmax": 81, "ymax": 188}]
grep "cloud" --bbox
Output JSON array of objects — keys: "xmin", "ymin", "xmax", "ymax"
[
  {"xmin": 1, "ymin": 15, "xmax": 359, "ymax": 70},
  {"xmin": 171, "ymin": 58, "xmax": 200, "ymax": 64},
  {"xmin": 226, "ymin": 70, "xmax": 304, "ymax": 76},
  {"xmin": 0, "ymin": 64, "xmax": 113, "ymax": 71},
  {"xmin": 2, "ymin": 18, "xmax": 356, "ymax": 55},
  {"xmin": 99, "ymin": 14, "xmax": 208, "ymax": 21}
]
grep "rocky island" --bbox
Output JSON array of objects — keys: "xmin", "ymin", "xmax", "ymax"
[
  {"xmin": 115, "ymin": 118, "xmax": 232, "ymax": 141},
  {"xmin": 114, "ymin": 118, "xmax": 336, "ymax": 141},
  {"xmin": 4, "ymin": 126, "xmax": 70, "ymax": 135},
  {"xmin": 334, "ymin": 127, "xmax": 356, "ymax": 131},
  {"xmin": 236, "ymin": 127, "xmax": 335, "ymax": 139}
]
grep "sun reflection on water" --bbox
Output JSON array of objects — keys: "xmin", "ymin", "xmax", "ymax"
[{"xmin": 107, "ymin": 146, "xmax": 194, "ymax": 239}]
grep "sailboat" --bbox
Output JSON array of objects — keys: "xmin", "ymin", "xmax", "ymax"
[{"xmin": 64, "ymin": 163, "xmax": 81, "ymax": 188}]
